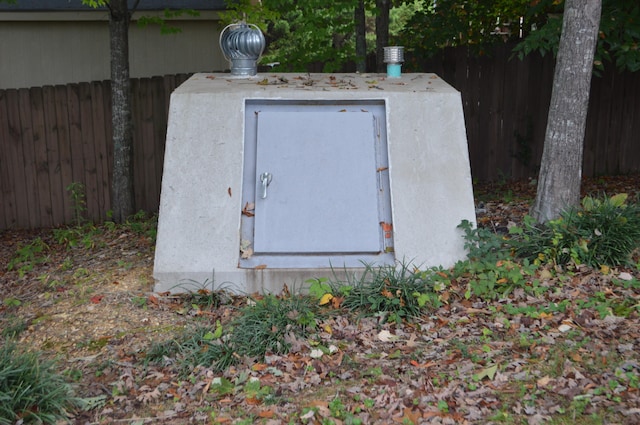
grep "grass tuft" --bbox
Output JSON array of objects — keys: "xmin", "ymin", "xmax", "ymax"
[
  {"xmin": 0, "ymin": 342, "xmax": 80, "ymax": 425},
  {"xmin": 147, "ymin": 293, "xmax": 321, "ymax": 374},
  {"xmin": 230, "ymin": 293, "xmax": 319, "ymax": 358},
  {"xmin": 336, "ymin": 261, "xmax": 438, "ymax": 323}
]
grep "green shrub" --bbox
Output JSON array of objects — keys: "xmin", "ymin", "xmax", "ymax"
[
  {"xmin": 510, "ymin": 193, "xmax": 640, "ymax": 267},
  {"xmin": 0, "ymin": 342, "xmax": 79, "ymax": 424}
]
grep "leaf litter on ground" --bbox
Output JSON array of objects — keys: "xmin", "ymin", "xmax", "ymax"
[{"xmin": 0, "ymin": 175, "xmax": 639, "ymax": 424}]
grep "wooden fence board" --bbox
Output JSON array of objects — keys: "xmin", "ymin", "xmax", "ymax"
[
  {"xmin": 54, "ymin": 85, "xmax": 74, "ymax": 224},
  {"xmin": 131, "ymin": 77, "xmax": 148, "ymax": 212},
  {"xmin": 78, "ymin": 83, "xmax": 100, "ymax": 222},
  {"xmin": 616, "ymin": 72, "xmax": 637, "ymax": 175},
  {"xmin": 102, "ymin": 81, "xmax": 114, "ymax": 211},
  {"xmin": 30, "ymin": 87, "xmax": 55, "ymax": 228},
  {"xmin": 139, "ymin": 77, "xmax": 158, "ymax": 212},
  {"xmin": 0, "ymin": 90, "xmax": 16, "ymax": 229},
  {"xmin": 90, "ymin": 81, "xmax": 110, "ymax": 220},
  {"xmin": 66, "ymin": 84, "xmax": 86, "ymax": 204},
  {"xmin": 17, "ymin": 88, "xmax": 39, "ymax": 228},
  {"xmin": 510, "ymin": 47, "xmax": 536, "ymax": 179},
  {"xmin": 621, "ymin": 73, "xmax": 640, "ymax": 174},
  {"xmin": 606, "ymin": 72, "xmax": 625, "ymax": 175},
  {"xmin": 589, "ymin": 72, "xmax": 614, "ymax": 177},
  {"xmin": 42, "ymin": 86, "xmax": 66, "ymax": 227}
]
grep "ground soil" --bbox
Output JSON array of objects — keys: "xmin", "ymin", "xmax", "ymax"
[{"xmin": 1, "ymin": 176, "xmax": 640, "ymax": 424}]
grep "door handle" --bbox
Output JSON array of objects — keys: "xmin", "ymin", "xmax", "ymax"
[{"xmin": 260, "ymin": 172, "xmax": 272, "ymax": 199}]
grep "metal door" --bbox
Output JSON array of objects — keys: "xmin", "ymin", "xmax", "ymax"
[{"xmin": 253, "ymin": 110, "xmax": 381, "ymax": 254}]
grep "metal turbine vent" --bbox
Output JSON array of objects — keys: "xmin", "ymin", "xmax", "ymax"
[{"xmin": 219, "ymin": 22, "xmax": 266, "ymax": 77}]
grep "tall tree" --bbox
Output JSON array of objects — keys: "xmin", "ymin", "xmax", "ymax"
[
  {"xmin": 530, "ymin": 0, "xmax": 602, "ymax": 222},
  {"xmin": 375, "ymin": 0, "xmax": 390, "ymax": 72},
  {"xmin": 108, "ymin": 0, "xmax": 135, "ymax": 223},
  {"xmin": 355, "ymin": 0, "xmax": 367, "ymax": 72},
  {"xmin": 84, "ymin": 0, "xmax": 137, "ymax": 223}
]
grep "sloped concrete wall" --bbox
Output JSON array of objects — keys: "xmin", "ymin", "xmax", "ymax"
[{"xmin": 153, "ymin": 73, "xmax": 476, "ymax": 294}]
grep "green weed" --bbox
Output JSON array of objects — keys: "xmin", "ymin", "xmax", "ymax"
[
  {"xmin": 458, "ymin": 219, "xmax": 508, "ymax": 263},
  {"xmin": 7, "ymin": 237, "xmax": 49, "ymax": 277},
  {"xmin": 66, "ymin": 182, "xmax": 87, "ymax": 226},
  {"xmin": 52, "ymin": 224, "xmax": 103, "ymax": 250},
  {"xmin": 124, "ymin": 210, "xmax": 158, "ymax": 242}
]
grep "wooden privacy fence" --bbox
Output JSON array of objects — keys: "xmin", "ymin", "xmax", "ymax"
[
  {"xmin": 0, "ymin": 74, "xmax": 190, "ymax": 230},
  {"xmin": 1, "ymin": 45, "xmax": 640, "ymax": 229},
  {"xmin": 415, "ymin": 42, "xmax": 640, "ymax": 181}
]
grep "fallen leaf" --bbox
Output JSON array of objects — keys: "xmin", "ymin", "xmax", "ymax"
[
  {"xmin": 395, "ymin": 407, "xmax": 421, "ymax": 424},
  {"xmin": 618, "ymin": 272, "xmax": 633, "ymax": 280},
  {"xmin": 536, "ymin": 375, "xmax": 553, "ymax": 388},
  {"xmin": 331, "ymin": 296, "xmax": 343, "ymax": 308},
  {"xmin": 245, "ymin": 397, "xmax": 261, "ymax": 405},
  {"xmin": 319, "ymin": 293, "xmax": 334, "ymax": 306},
  {"xmin": 136, "ymin": 386, "xmax": 161, "ymax": 404},
  {"xmin": 240, "ymin": 247, "xmax": 253, "ymax": 259},
  {"xmin": 242, "ymin": 202, "xmax": 255, "ymax": 217},
  {"xmin": 410, "ymin": 360, "xmax": 436, "ymax": 368},
  {"xmin": 258, "ymin": 410, "xmax": 274, "ymax": 418},
  {"xmin": 310, "ymin": 349, "xmax": 323, "ymax": 359},
  {"xmin": 378, "ymin": 330, "xmax": 398, "ymax": 342},
  {"xmin": 300, "ymin": 410, "xmax": 315, "ymax": 420},
  {"xmin": 473, "ymin": 364, "xmax": 498, "ymax": 381}
]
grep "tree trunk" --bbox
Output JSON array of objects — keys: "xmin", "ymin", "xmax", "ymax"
[
  {"xmin": 375, "ymin": 0, "xmax": 390, "ymax": 73},
  {"xmin": 355, "ymin": 0, "xmax": 366, "ymax": 73},
  {"xmin": 109, "ymin": 0, "xmax": 135, "ymax": 223},
  {"xmin": 531, "ymin": 0, "xmax": 601, "ymax": 223}
]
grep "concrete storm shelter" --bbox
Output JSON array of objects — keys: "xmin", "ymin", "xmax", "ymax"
[{"xmin": 153, "ymin": 73, "xmax": 476, "ymax": 294}]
